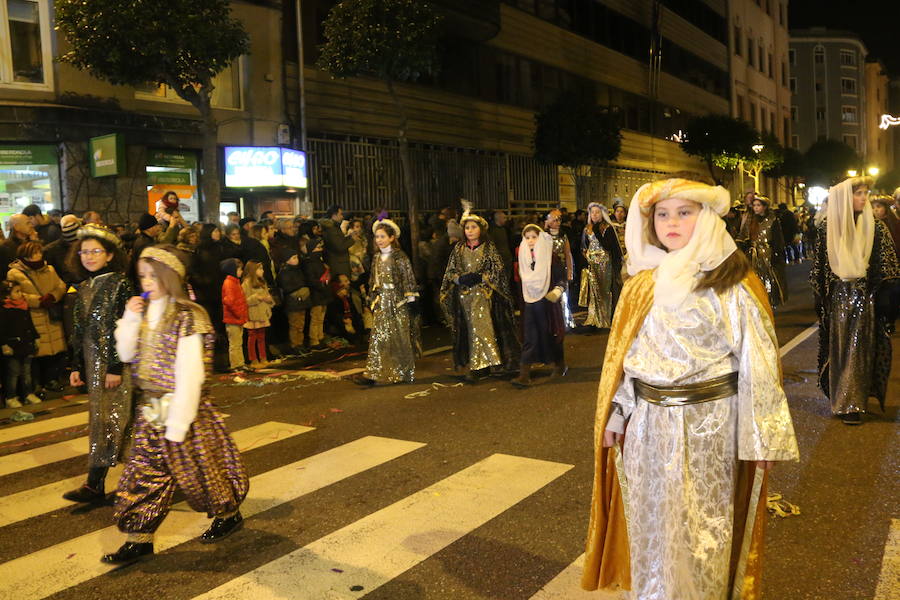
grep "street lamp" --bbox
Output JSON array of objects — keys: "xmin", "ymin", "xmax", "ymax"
[
  {"xmin": 847, "ymin": 169, "xmax": 858, "ymax": 177},
  {"xmin": 867, "ymin": 166, "xmax": 880, "ymax": 177}
]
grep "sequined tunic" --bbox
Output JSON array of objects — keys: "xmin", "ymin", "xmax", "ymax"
[
  {"xmin": 579, "ymin": 231, "xmax": 613, "ymax": 328},
  {"xmin": 810, "ymin": 218, "xmax": 900, "ymax": 414},
  {"xmin": 364, "ymin": 249, "xmax": 421, "ymax": 383},
  {"xmin": 740, "ymin": 211, "xmax": 788, "ymax": 308},
  {"xmin": 549, "ymin": 230, "xmax": 575, "ymax": 328},
  {"xmin": 441, "ymin": 240, "xmax": 520, "ymax": 371},
  {"xmin": 70, "ymin": 271, "xmax": 133, "ymax": 468},
  {"xmin": 611, "ymin": 283, "xmax": 798, "ymax": 600}
]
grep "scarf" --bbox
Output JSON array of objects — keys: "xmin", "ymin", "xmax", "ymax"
[
  {"xmin": 518, "ymin": 229, "xmax": 553, "ymax": 303},
  {"xmin": 826, "ymin": 178, "xmax": 874, "ymax": 280},
  {"xmin": 625, "ymin": 179, "xmax": 736, "ymax": 308},
  {"xmin": 3, "ymin": 297, "xmax": 27, "ymax": 310}
]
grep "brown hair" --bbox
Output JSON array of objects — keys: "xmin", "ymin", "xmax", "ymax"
[
  {"xmin": 17, "ymin": 240, "xmax": 43, "ymax": 259},
  {"xmin": 372, "ymin": 222, "xmax": 401, "ymax": 249},
  {"xmin": 249, "ymin": 223, "xmax": 268, "ymax": 241},
  {"xmin": 66, "ymin": 235, "xmax": 127, "ymax": 279},
  {"xmin": 242, "ymin": 260, "xmax": 266, "ymax": 288},
  {"xmin": 137, "ymin": 244, "xmax": 208, "ymax": 320},
  {"xmin": 646, "ymin": 207, "xmax": 750, "ymax": 294}
]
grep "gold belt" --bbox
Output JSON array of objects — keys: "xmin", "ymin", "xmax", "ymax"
[{"xmin": 634, "ymin": 372, "xmax": 738, "ymax": 407}]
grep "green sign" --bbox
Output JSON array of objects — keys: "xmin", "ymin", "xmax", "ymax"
[
  {"xmin": 147, "ymin": 171, "xmax": 192, "ymax": 186},
  {"xmin": 89, "ymin": 134, "xmax": 125, "ymax": 177},
  {"xmin": 147, "ymin": 149, "xmax": 197, "ymax": 170},
  {"xmin": 0, "ymin": 145, "xmax": 58, "ymax": 166}
]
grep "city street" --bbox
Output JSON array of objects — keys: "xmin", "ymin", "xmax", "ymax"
[{"xmin": 0, "ymin": 263, "xmax": 896, "ymax": 600}]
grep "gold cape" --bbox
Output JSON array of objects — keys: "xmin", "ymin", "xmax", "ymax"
[{"xmin": 581, "ymin": 268, "xmax": 776, "ymax": 599}]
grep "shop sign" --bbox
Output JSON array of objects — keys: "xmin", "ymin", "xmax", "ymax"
[
  {"xmin": 147, "ymin": 171, "xmax": 192, "ymax": 186},
  {"xmin": 89, "ymin": 134, "xmax": 125, "ymax": 177},
  {"xmin": 147, "ymin": 150, "xmax": 197, "ymax": 169},
  {"xmin": 0, "ymin": 145, "xmax": 57, "ymax": 166},
  {"xmin": 224, "ymin": 146, "xmax": 307, "ymax": 188}
]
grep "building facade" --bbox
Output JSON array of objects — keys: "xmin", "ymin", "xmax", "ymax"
[{"xmin": 864, "ymin": 59, "xmax": 893, "ymax": 177}]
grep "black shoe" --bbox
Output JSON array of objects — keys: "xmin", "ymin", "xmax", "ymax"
[
  {"xmin": 840, "ymin": 412, "xmax": 862, "ymax": 425},
  {"xmin": 101, "ymin": 542, "xmax": 154, "ymax": 565},
  {"xmin": 353, "ymin": 376, "xmax": 375, "ymax": 387},
  {"xmin": 62, "ymin": 485, "xmax": 106, "ymax": 504},
  {"xmin": 550, "ymin": 365, "xmax": 569, "ymax": 379},
  {"xmin": 200, "ymin": 512, "xmax": 244, "ymax": 544}
]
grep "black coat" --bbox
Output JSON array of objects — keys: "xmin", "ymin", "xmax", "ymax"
[
  {"xmin": 320, "ymin": 219, "xmax": 354, "ymax": 277},
  {"xmin": 277, "ymin": 263, "xmax": 311, "ymax": 312},
  {"xmin": 302, "ymin": 253, "xmax": 331, "ymax": 306},
  {"xmin": 240, "ymin": 237, "xmax": 274, "ymax": 286},
  {"xmin": 0, "ymin": 305, "xmax": 38, "ymax": 357}
]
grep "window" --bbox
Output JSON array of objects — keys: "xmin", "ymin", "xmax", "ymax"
[
  {"xmin": 840, "ymin": 50, "xmax": 856, "ymax": 66},
  {"xmin": 759, "ymin": 41, "xmax": 765, "ymax": 74},
  {"xmin": 841, "ymin": 105, "xmax": 858, "ymax": 123},
  {"xmin": 781, "ymin": 61, "xmax": 787, "ymax": 86},
  {"xmin": 737, "ymin": 95, "xmax": 745, "ymax": 120},
  {"xmin": 791, "ymin": 135, "xmax": 798, "ymax": 148},
  {"xmin": 0, "ymin": 0, "xmax": 52, "ymax": 87},
  {"xmin": 750, "ymin": 102, "xmax": 758, "ymax": 128},
  {"xmin": 789, "ymin": 77, "xmax": 797, "ymax": 93},
  {"xmin": 783, "ymin": 117, "xmax": 790, "ymax": 140},
  {"xmin": 779, "ymin": 2, "xmax": 785, "ymax": 26},
  {"xmin": 814, "ymin": 46, "xmax": 825, "ymax": 64},
  {"xmin": 136, "ymin": 60, "xmax": 243, "ymax": 109},
  {"xmin": 768, "ymin": 54, "xmax": 774, "ymax": 79},
  {"xmin": 815, "ymin": 107, "xmax": 825, "ymax": 121},
  {"xmin": 789, "ymin": 49, "xmax": 796, "ymax": 65},
  {"xmin": 748, "ymin": 38, "xmax": 755, "ymax": 67},
  {"xmin": 770, "ymin": 111, "xmax": 776, "ymax": 133},
  {"xmin": 815, "ymin": 82, "xmax": 822, "ymax": 92},
  {"xmin": 841, "ymin": 77, "xmax": 857, "ymax": 94},
  {"xmin": 734, "ymin": 25, "xmax": 741, "ymax": 55},
  {"xmin": 791, "ymin": 106, "xmax": 797, "ymax": 121},
  {"xmin": 842, "ymin": 134, "xmax": 857, "ymax": 149}
]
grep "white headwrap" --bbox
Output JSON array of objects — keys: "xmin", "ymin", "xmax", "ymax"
[
  {"xmin": 826, "ymin": 177, "xmax": 874, "ymax": 280},
  {"xmin": 625, "ymin": 178, "xmax": 736, "ymax": 308},
  {"xmin": 518, "ymin": 225, "xmax": 553, "ymax": 303},
  {"xmin": 586, "ymin": 202, "xmax": 614, "ymax": 228}
]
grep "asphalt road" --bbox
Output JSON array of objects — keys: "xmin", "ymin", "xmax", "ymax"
[{"xmin": 0, "ymin": 262, "xmax": 896, "ymax": 600}]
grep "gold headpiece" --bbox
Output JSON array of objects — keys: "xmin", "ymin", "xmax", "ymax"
[
  {"xmin": 634, "ymin": 178, "xmax": 731, "ymax": 217},
  {"xmin": 77, "ymin": 223, "xmax": 121, "ymax": 247},
  {"xmin": 372, "ymin": 218, "xmax": 401, "ymax": 238},
  {"xmin": 459, "ymin": 199, "xmax": 489, "ymax": 231},
  {"xmin": 140, "ymin": 246, "xmax": 186, "ymax": 278}
]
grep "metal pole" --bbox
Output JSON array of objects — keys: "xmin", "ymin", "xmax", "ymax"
[{"xmin": 295, "ymin": 0, "xmax": 308, "ymax": 151}]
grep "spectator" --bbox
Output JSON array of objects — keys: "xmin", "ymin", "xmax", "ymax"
[
  {"xmin": 82, "ymin": 211, "xmax": 103, "ymax": 225},
  {"xmin": 302, "ymin": 236, "xmax": 330, "ymax": 348},
  {"xmin": 347, "ymin": 219, "xmax": 368, "ymax": 284},
  {"xmin": 23, "ymin": 204, "xmax": 61, "ymax": 244},
  {"xmin": 320, "ymin": 205, "xmax": 356, "ymax": 278},
  {"xmin": 277, "ymin": 253, "xmax": 311, "ymax": 354},
  {"xmin": 427, "ymin": 219, "xmax": 461, "ymax": 324},
  {"xmin": 777, "ymin": 203, "xmax": 800, "ymax": 263},
  {"xmin": 239, "ymin": 216, "xmax": 257, "ymax": 236},
  {"xmin": 872, "ymin": 197, "xmax": 900, "ymax": 261},
  {"xmin": 7, "ymin": 240, "xmax": 67, "ymax": 393},
  {"xmin": 1, "ymin": 280, "xmax": 40, "ymax": 407},
  {"xmin": 270, "ymin": 218, "xmax": 298, "ymax": 269},
  {"xmin": 227, "ymin": 211, "xmax": 241, "ymax": 226},
  {"xmin": 129, "ymin": 213, "xmax": 162, "ymax": 286},
  {"xmin": 241, "ymin": 260, "xmax": 274, "ymax": 368},
  {"xmin": 245, "ymin": 223, "xmax": 275, "ymax": 285},
  {"xmin": 221, "ymin": 224, "xmax": 243, "ymax": 260},
  {"xmin": 44, "ymin": 215, "xmax": 84, "ymax": 286},
  {"xmin": 220, "ymin": 258, "xmax": 249, "ymax": 372},
  {"xmin": 326, "ymin": 273, "xmax": 365, "ymax": 344},
  {"xmin": 1, "ymin": 214, "xmax": 38, "ymax": 277},
  {"xmin": 193, "ymin": 224, "xmax": 226, "ymax": 332},
  {"xmin": 489, "ymin": 210, "xmax": 514, "ymax": 280}
]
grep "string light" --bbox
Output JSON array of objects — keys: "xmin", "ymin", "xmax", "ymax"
[{"xmin": 879, "ymin": 114, "xmax": 900, "ymax": 130}]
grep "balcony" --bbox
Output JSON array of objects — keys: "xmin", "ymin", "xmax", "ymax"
[{"xmin": 432, "ymin": 0, "xmax": 501, "ymax": 41}]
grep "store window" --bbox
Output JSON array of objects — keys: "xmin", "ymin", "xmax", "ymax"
[
  {"xmin": 0, "ymin": 0, "xmax": 52, "ymax": 87},
  {"xmin": 0, "ymin": 144, "xmax": 60, "ymax": 227},
  {"xmin": 146, "ymin": 150, "xmax": 200, "ymax": 222},
  {"xmin": 136, "ymin": 60, "xmax": 243, "ymax": 109}
]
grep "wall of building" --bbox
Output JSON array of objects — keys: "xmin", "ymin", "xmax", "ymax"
[{"xmin": 864, "ymin": 60, "xmax": 893, "ymax": 173}]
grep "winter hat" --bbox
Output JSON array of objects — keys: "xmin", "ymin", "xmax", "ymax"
[
  {"xmin": 306, "ymin": 235, "xmax": 324, "ymax": 254},
  {"xmin": 138, "ymin": 213, "xmax": 158, "ymax": 232},
  {"xmin": 239, "ymin": 217, "xmax": 256, "ymax": 229},
  {"xmin": 21, "ymin": 204, "xmax": 42, "ymax": 217},
  {"xmin": 60, "ymin": 214, "xmax": 82, "ymax": 243},
  {"xmin": 219, "ymin": 258, "xmax": 242, "ymax": 278}
]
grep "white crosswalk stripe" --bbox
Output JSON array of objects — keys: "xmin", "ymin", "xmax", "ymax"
[
  {"xmin": 0, "ymin": 435, "xmax": 88, "ymax": 477},
  {"xmin": 529, "ymin": 553, "xmax": 621, "ymax": 599},
  {"xmin": 0, "ymin": 421, "xmax": 313, "ymax": 528},
  {"xmin": 194, "ymin": 453, "xmax": 572, "ymax": 600},
  {"xmin": 0, "ymin": 412, "xmax": 88, "ymax": 445},
  {"xmin": 0, "ymin": 435, "xmax": 424, "ymax": 600}
]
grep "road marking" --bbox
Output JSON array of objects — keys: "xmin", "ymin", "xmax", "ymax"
[
  {"xmin": 0, "ymin": 421, "xmax": 313, "ymax": 529},
  {"xmin": 875, "ymin": 519, "xmax": 899, "ymax": 600},
  {"xmin": 0, "ymin": 435, "xmax": 424, "ymax": 600},
  {"xmin": 0, "ymin": 413, "xmax": 88, "ymax": 446},
  {"xmin": 779, "ymin": 324, "xmax": 818, "ymax": 357},
  {"xmin": 529, "ymin": 553, "xmax": 621, "ymax": 599},
  {"xmin": 334, "ymin": 345, "xmax": 453, "ymax": 377},
  {"xmin": 0, "ymin": 436, "xmax": 89, "ymax": 477},
  {"xmin": 194, "ymin": 453, "xmax": 573, "ymax": 600}
]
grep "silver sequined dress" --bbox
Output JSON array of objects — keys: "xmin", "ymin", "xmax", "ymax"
[
  {"xmin": 364, "ymin": 249, "xmax": 421, "ymax": 383},
  {"xmin": 579, "ymin": 231, "xmax": 613, "ymax": 328},
  {"xmin": 611, "ymin": 282, "xmax": 798, "ymax": 600},
  {"xmin": 740, "ymin": 211, "xmax": 788, "ymax": 308},
  {"xmin": 70, "ymin": 271, "xmax": 134, "ymax": 468}
]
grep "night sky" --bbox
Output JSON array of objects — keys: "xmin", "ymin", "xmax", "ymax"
[{"xmin": 789, "ymin": 0, "xmax": 899, "ymax": 74}]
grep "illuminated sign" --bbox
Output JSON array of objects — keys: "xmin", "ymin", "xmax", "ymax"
[
  {"xmin": 224, "ymin": 146, "xmax": 307, "ymax": 188},
  {"xmin": 879, "ymin": 114, "xmax": 900, "ymax": 130}
]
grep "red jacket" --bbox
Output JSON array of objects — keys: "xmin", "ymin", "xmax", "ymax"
[{"xmin": 222, "ymin": 275, "xmax": 248, "ymax": 325}]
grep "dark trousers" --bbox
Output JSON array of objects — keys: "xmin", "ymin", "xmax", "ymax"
[{"xmin": 3, "ymin": 355, "xmax": 33, "ymax": 399}]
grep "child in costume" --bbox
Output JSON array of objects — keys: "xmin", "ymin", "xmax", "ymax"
[
  {"xmin": 104, "ymin": 245, "xmax": 248, "ymax": 564},
  {"xmin": 582, "ymin": 178, "xmax": 799, "ymax": 600},
  {"xmin": 355, "ymin": 218, "xmax": 420, "ymax": 386},
  {"xmin": 220, "ymin": 258, "xmax": 248, "ymax": 372},
  {"xmin": 241, "ymin": 260, "xmax": 273, "ymax": 368},
  {"xmin": 579, "ymin": 203, "xmax": 623, "ymax": 329},
  {"xmin": 544, "ymin": 209, "xmax": 575, "ymax": 328},
  {"xmin": 440, "ymin": 204, "xmax": 519, "ymax": 382},
  {"xmin": 738, "ymin": 194, "xmax": 788, "ymax": 308},
  {"xmin": 64, "ymin": 224, "xmax": 134, "ymax": 503},
  {"xmin": 0, "ymin": 280, "xmax": 39, "ymax": 408},
  {"xmin": 810, "ymin": 177, "xmax": 900, "ymax": 424},
  {"xmin": 511, "ymin": 225, "xmax": 566, "ymax": 388}
]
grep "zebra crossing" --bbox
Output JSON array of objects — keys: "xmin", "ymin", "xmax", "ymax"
[{"xmin": 0, "ymin": 408, "xmax": 584, "ymax": 599}]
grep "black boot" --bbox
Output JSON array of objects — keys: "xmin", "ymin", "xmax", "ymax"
[
  {"xmin": 200, "ymin": 512, "xmax": 244, "ymax": 544},
  {"xmin": 511, "ymin": 364, "xmax": 531, "ymax": 388},
  {"xmin": 101, "ymin": 542, "xmax": 154, "ymax": 565},
  {"xmin": 353, "ymin": 375, "xmax": 376, "ymax": 387},
  {"xmin": 840, "ymin": 412, "xmax": 862, "ymax": 425},
  {"xmin": 63, "ymin": 466, "xmax": 108, "ymax": 503}
]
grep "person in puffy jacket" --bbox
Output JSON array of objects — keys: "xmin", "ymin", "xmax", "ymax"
[{"xmin": 220, "ymin": 258, "xmax": 248, "ymax": 372}]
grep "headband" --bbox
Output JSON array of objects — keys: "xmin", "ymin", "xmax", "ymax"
[
  {"xmin": 140, "ymin": 246, "xmax": 186, "ymax": 278},
  {"xmin": 77, "ymin": 223, "xmax": 122, "ymax": 248},
  {"xmin": 372, "ymin": 218, "xmax": 401, "ymax": 238}
]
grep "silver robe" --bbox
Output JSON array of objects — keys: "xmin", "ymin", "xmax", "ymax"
[
  {"xmin": 611, "ymin": 283, "xmax": 798, "ymax": 600},
  {"xmin": 579, "ymin": 231, "xmax": 613, "ymax": 328},
  {"xmin": 70, "ymin": 271, "xmax": 134, "ymax": 467},
  {"xmin": 739, "ymin": 211, "xmax": 788, "ymax": 308},
  {"xmin": 364, "ymin": 249, "xmax": 421, "ymax": 383}
]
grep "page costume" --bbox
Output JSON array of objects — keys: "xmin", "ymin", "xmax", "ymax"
[
  {"xmin": 579, "ymin": 204, "xmax": 623, "ymax": 328},
  {"xmin": 548, "ymin": 227, "xmax": 576, "ymax": 328},
  {"xmin": 582, "ymin": 179, "xmax": 799, "ymax": 599},
  {"xmin": 739, "ymin": 206, "xmax": 788, "ymax": 308},
  {"xmin": 518, "ymin": 227, "xmax": 567, "ymax": 369},
  {"xmin": 810, "ymin": 178, "xmax": 900, "ymax": 416}
]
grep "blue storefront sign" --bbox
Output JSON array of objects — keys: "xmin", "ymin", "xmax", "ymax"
[{"xmin": 224, "ymin": 146, "xmax": 307, "ymax": 188}]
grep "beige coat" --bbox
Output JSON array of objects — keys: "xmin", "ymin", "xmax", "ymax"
[{"xmin": 7, "ymin": 260, "xmax": 67, "ymax": 356}]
